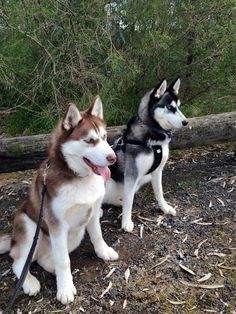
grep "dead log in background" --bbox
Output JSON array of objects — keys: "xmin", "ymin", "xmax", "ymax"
[{"xmin": 0, "ymin": 111, "xmax": 235, "ymax": 173}]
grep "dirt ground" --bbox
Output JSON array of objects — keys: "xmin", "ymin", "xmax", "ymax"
[{"xmin": 0, "ymin": 145, "xmax": 235, "ymax": 314}]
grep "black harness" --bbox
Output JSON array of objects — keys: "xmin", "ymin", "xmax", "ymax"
[{"xmin": 113, "ymin": 130, "xmax": 172, "ymax": 175}]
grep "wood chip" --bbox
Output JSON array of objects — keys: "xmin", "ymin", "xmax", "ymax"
[
  {"xmin": 105, "ymin": 267, "xmax": 116, "ymax": 279},
  {"xmin": 100, "ymin": 281, "xmax": 112, "ymax": 298},
  {"xmin": 197, "ymin": 273, "xmax": 212, "ymax": 282},
  {"xmin": 203, "ymin": 309, "xmax": 217, "ymax": 313},
  {"xmin": 180, "ymin": 280, "xmax": 224, "ymax": 289},
  {"xmin": 79, "ymin": 306, "xmax": 85, "ymax": 313},
  {"xmin": 123, "ymin": 299, "xmax": 127, "ymax": 309},
  {"xmin": 124, "ymin": 268, "xmax": 130, "ymax": 283},
  {"xmin": 209, "ymin": 200, "xmax": 213, "ymax": 207},
  {"xmin": 109, "ymin": 300, "xmax": 114, "ymax": 307},
  {"xmin": 179, "ymin": 263, "xmax": 196, "ymax": 275},
  {"xmin": 167, "ymin": 299, "xmax": 186, "ymax": 305}
]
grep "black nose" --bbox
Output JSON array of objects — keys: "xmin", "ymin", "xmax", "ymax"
[{"xmin": 182, "ymin": 120, "xmax": 188, "ymax": 126}]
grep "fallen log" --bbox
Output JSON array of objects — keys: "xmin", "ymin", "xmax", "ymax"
[{"xmin": 0, "ymin": 111, "xmax": 235, "ymax": 173}]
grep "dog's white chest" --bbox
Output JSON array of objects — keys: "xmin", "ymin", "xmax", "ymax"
[{"xmin": 52, "ymin": 175, "xmax": 105, "ymax": 225}]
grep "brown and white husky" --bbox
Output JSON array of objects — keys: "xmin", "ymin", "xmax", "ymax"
[{"xmin": 0, "ymin": 97, "xmax": 119, "ymax": 304}]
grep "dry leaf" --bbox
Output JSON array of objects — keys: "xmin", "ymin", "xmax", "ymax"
[
  {"xmin": 217, "ymin": 198, "xmax": 225, "ymax": 206},
  {"xmin": 182, "ymin": 234, "xmax": 188, "ymax": 243},
  {"xmin": 123, "ymin": 299, "xmax": 127, "ymax": 309},
  {"xmin": 218, "ymin": 268, "xmax": 224, "ymax": 277},
  {"xmin": 140, "ymin": 224, "xmax": 144, "ymax": 238},
  {"xmin": 91, "ymin": 296, "xmax": 99, "ymax": 302},
  {"xmin": 167, "ymin": 299, "xmax": 186, "ymax": 305},
  {"xmin": 105, "ymin": 267, "xmax": 116, "ymax": 279},
  {"xmin": 1, "ymin": 269, "xmax": 11, "ymax": 277},
  {"xmin": 191, "ymin": 218, "xmax": 203, "ymax": 224},
  {"xmin": 124, "ymin": 268, "xmax": 130, "ymax": 283},
  {"xmin": 194, "ymin": 239, "xmax": 208, "ymax": 257},
  {"xmin": 100, "ymin": 281, "xmax": 112, "ymax": 298},
  {"xmin": 197, "ymin": 273, "xmax": 212, "ymax": 282},
  {"xmin": 208, "ymin": 252, "xmax": 226, "ymax": 257},
  {"xmin": 150, "ymin": 255, "xmax": 170, "ymax": 270},
  {"xmin": 79, "ymin": 306, "xmax": 85, "ymax": 313},
  {"xmin": 137, "ymin": 215, "xmax": 155, "ymax": 222},
  {"xmin": 109, "ymin": 300, "xmax": 114, "ymax": 307},
  {"xmin": 218, "ymin": 265, "xmax": 236, "ymax": 270},
  {"xmin": 179, "ymin": 263, "xmax": 196, "ymax": 275},
  {"xmin": 173, "ymin": 230, "xmax": 184, "ymax": 234},
  {"xmin": 156, "ymin": 216, "xmax": 164, "ymax": 226},
  {"xmin": 209, "ymin": 200, "xmax": 213, "ymax": 208},
  {"xmin": 180, "ymin": 280, "xmax": 224, "ymax": 289}
]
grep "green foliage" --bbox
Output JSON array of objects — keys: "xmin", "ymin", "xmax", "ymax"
[{"xmin": 0, "ymin": 0, "xmax": 235, "ymax": 135}]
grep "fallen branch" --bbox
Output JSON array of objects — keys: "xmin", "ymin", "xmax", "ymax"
[{"xmin": 0, "ymin": 111, "xmax": 236, "ymax": 173}]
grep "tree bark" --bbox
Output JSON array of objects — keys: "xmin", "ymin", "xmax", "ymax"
[{"xmin": 0, "ymin": 112, "xmax": 235, "ymax": 173}]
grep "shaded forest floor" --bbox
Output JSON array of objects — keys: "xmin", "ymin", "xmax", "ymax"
[{"xmin": 0, "ymin": 145, "xmax": 235, "ymax": 314}]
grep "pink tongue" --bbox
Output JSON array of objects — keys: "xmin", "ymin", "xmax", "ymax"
[{"xmin": 96, "ymin": 166, "xmax": 111, "ymax": 181}]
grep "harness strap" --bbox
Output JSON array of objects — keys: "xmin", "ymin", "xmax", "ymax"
[
  {"xmin": 3, "ymin": 161, "xmax": 50, "ymax": 314},
  {"xmin": 113, "ymin": 137, "xmax": 163, "ymax": 175},
  {"xmin": 146, "ymin": 145, "xmax": 162, "ymax": 174}
]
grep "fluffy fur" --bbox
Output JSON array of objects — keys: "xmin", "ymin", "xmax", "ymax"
[
  {"xmin": 103, "ymin": 78, "xmax": 188, "ymax": 232},
  {"xmin": 0, "ymin": 96, "xmax": 118, "ymax": 304}
]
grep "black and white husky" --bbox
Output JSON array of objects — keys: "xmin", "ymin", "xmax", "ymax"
[{"xmin": 103, "ymin": 78, "xmax": 188, "ymax": 232}]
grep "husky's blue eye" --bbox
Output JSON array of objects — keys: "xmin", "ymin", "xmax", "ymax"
[{"xmin": 167, "ymin": 105, "xmax": 176, "ymax": 113}]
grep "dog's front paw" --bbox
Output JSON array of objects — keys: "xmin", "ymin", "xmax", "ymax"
[
  {"xmin": 160, "ymin": 204, "xmax": 176, "ymax": 216},
  {"xmin": 122, "ymin": 219, "xmax": 134, "ymax": 233},
  {"xmin": 57, "ymin": 282, "xmax": 77, "ymax": 304},
  {"xmin": 96, "ymin": 244, "xmax": 119, "ymax": 261},
  {"xmin": 23, "ymin": 274, "xmax": 41, "ymax": 296}
]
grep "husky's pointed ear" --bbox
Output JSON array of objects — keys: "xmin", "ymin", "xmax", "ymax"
[
  {"xmin": 62, "ymin": 103, "xmax": 82, "ymax": 131},
  {"xmin": 170, "ymin": 77, "xmax": 181, "ymax": 94},
  {"xmin": 87, "ymin": 95, "xmax": 103, "ymax": 119},
  {"xmin": 153, "ymin": 79, "xmax": 167, "ymax": 98}
]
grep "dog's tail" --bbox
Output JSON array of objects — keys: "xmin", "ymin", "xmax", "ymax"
[{"xmin": 0, "ymin": 234, "xmax": 11, "ymax": 254}]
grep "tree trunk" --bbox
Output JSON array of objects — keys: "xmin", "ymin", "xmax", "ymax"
[{"xmin": 0, "ymin": 112, "xmax": 235, "ymax": 173}]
